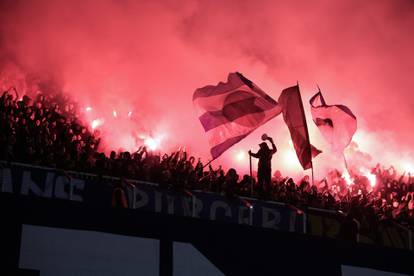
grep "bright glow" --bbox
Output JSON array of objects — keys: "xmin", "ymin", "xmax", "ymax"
[
  {"xmin": 360, "ymin": 168, "xmax": 376, "ymax": 188},
  {"xmin": 144, "ymin": 137, "xmax": 159, "ymax": 151},
  {"xmin": 283, "ymin": 149, "xmax": 299, "ymax": 169},
  {"xmin": 85, "ymin": 106, "xmax": 92, "ymax": 112},
  {"xmin": 352, "ymin": 130, "xmax": 371, "ymax": 152},
  {"xmin": 127, "ymin": 111, "xmax": 132, "ymax": 117},
  {"xmin": 91, "ymin": 119, "xmax": 103, "ymax": 129},
  {"xmin": 342, "ymin": 170, "xmax": 353, "ymax": 186},
  {"xmin": 141, "ymin": 133, "xmax": 166, "ymax": 151},
  {"xmin": 366, "ymin": 172, "xmax": 376, "ymax": 187},
  {"xmin": 113, "ymin": 110, "xmax": 117, "ymax": 118},
  {"xmin": 402, "ymin": 163, "xmax": 414, "ymax": 174},
  {"xmin": 235, "ymin": 150, "xmax": 246, "ymax": 163},
  {"xmin": 140, "ymin": 133, "xmax": 165, "ymax": 151}
]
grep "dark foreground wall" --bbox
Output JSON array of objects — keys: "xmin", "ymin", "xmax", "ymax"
[{"xmin": 0, "ymin": 193, "xmax": 413, "ymax": 276}]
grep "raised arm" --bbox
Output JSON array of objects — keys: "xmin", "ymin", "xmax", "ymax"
[
  {"xmin": 268, "ymin": 137, "xmax": 277, "ymax": 154},
  {"xmin": 1, "ymin": 90, "xmax": 8, "ymax": 99},
  {"xmin": 399, "ymin": 171, "xmax": 406, "ymax": 183}
]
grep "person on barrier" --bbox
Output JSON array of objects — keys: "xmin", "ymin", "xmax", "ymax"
[
  {"xmin": 249, "ymin": 134, "xmax": 277, "ymax": 198},
  {"xmin": 338, "ymin": 210, "xmax": 359, "ymax": 242}
]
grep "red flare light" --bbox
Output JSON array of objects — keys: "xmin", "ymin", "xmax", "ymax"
[
  {"xmin": 144, "ymin": 137, "xmax": 158, "ymax": 151},
  {"xmin": 235, "ymin": 150, "xmax": 246, "ymax": 163},
  {"xmin": 91, "ymin": 119, "xmax": 103, "ymax": 130},
  {"xmin": 360, "ymin": 168, "xmax": 376, "ymax": 188},
  {"xmin": 342, "ymin": 170, "xmax": 353, "ymax": 186},
  {"xmin": 402, "ymin": 163, "xmax": 414, "ymax": 174},
  {"xmin": 142, "ymin": 133, "xmax": 165, "ymax": 151}
]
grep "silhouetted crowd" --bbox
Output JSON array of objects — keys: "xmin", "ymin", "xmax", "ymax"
[
  {"xmin": 0, "ymin": 88, "xmax": 100, "ymax": 170},
  {"xmin": 1, "ymin": 88, "xmax": 413, "ymax": 230}
]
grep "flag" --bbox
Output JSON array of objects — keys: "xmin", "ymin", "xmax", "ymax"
[
  {"xmin": 193, "ymin": 72, "xmax": 282, "ymax": 159},
  {"xmin": 278, "ymin": 85, "xmax": 320, "ymax": 170},
  {"xmin": 309, "ymin": 90, "xmax": 357, "ymax": 153}
]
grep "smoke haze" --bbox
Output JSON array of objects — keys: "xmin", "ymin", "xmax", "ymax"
[{"xmin": 1, "ymin": 0, "xmax": 413, "ymax": 177}]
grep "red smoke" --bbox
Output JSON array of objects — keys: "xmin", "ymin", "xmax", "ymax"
[{"xmin": 1, "ymin": 0, "xmax": 413, "ymax": 178}]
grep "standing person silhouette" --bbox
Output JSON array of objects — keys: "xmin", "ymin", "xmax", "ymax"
[{"xmin": 249, "ymin": 134, "xmax": 277, "ymax": 198}]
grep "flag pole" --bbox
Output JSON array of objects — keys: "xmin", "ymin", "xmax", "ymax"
[
  {"xmin": 249, "ymin": 153, "xmax": 253, "ymax": 196},
  {"xmin": 311, "ymin": 161, "xmax": 315, "ymax": 187},
  {"xmin": 202, "ymin": 159, "xmax": 213, "ymax": 169},
  {"xmin": 343, "ymin": 152, "xmax": 349, "ymax": 171},
  {"xmin": 297, "ymin": 80, "xmax": 315, "ymax": 186}
]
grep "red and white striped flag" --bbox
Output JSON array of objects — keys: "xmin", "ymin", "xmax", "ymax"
[{"xmin": 193, "ymin": 72, "xmax": 282, "ymax": 159}]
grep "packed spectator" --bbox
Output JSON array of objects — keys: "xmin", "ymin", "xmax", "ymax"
[{"xmin": 1, "ymin": 87, "xmax": 413, "ymax": 230}]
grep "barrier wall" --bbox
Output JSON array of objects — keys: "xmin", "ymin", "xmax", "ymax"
[
  {"xmin": 0, "ymin": 161, "xmax": 411, "ymax": 250},
  {"xmin": 0, "ymin": 161, "xmax": 305, "ymax": 233}
]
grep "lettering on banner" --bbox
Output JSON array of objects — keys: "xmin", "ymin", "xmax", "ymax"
[
  {"xmin": 134, "ymin": 188, "xmax": 149, "ymax": 209},
  {"xmin": 262, "ymin": 207, "xmax": 281, "ymax": 229},
  {"xmin": 18, "ymin": 170, "xmax": 85, "ymax": 201},
  {"xmin": 21, "ymin": 171, "xmax": 44, "ymax": 196},
  {"xmin": 210, "ymin": 201, "xmax": 232, "ymax": 220},
  {"xmin": 181, "ymin": 197, "xmax": 192, "ymax": 217},
  {"xmin": 238, "ymin": 206, "xmax": 251, "ymax": 225},
  {"xmin": 70, "ymin": 179, "xmax": 85, "ymax": 202},
  {"xmin": 54, "ymin": 175, "xmax": 70, "ymax": 199},
  {"xmin": 193, "ymin": 197, "xmax": 203, "ymax": 218},
  {"xmin": 0, "ymin": 164, "xmax": 304, "ymax": 233},
  {"xmin": 154, "ymin": 191, "xmax": 162, "ymax": 212},
  {"xmin": 181, "ymin": 196, "xmax": 204, "ymax": 218},
  {"xmin": 289, "ymin": 210, "xmax": 297, "ymax": 232},
  {"xmin": 43, "ymin": 173, "xmax": 55, "ymax": 197},
  {"xmin": 0, "ymin": 168, "xmax": 13, "ymax": 193},
  {"xmin": 153, "ymin": 191, "xmax": 176, "ymax": 214}
]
